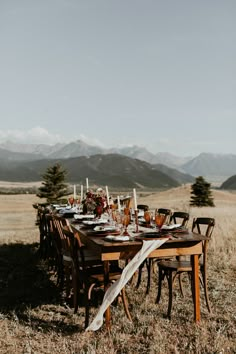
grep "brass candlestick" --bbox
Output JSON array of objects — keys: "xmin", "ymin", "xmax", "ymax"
[{"xmin": 135, "ymin": 209, "xmax": 139, "ymax": 233}]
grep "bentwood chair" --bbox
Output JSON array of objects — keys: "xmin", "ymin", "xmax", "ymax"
[
  {"xmin": 37, "ymin": 205, "xmax": 52, "ymax": 259},
  {"xmin": 156, "ymin": 208, "xmax": 172, "ymax": 225},
  {"xmin": 52, "ymin": 215, "xmax": 103, "ymax": 304},
  {"xmin": 136, "ymin": 208, "xmax": 172, "ymax": 294},
  {"xmin": 156, "ymin": 217, "xmax": 215, "ymax": 319},
  {"xmin": 62, "ymin": 226, "xmax": 132, "ymax": 328},
  {"xmin": 169, "ymin": 211, "xmax": 189, "ymax": 227},
  {"xmin": 51, "ymin": 215, "xmax": 74, "ymax": 297},
  {"xmin": 137, "ymin": 204, "xmax": 149, "ymax": 212}
]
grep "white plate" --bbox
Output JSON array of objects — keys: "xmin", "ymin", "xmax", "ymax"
[
  {"xmin": 161, "ymin": 224, "xmax": 182, "ymax": 230},
  {"xmin": 74, "ymin": 214, "xmax": 95, "ymax": 220},
  {"xmin": 104, "ymin": 235, "xmax": 130, "ymax": 242},
  {"xmin": 94, "ymin": 226, "xmax": 117, "ymax": 232},
  {"xmin": 83, "ymin": 218, "xmax": 108, "ymax": 225}
]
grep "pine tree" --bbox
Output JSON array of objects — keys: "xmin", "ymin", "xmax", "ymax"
[
  {"xmin": 190, "ymin": 176, "xmax": 215, "ymax": 207},
  {"xmin": 37, "ymin": 163, "xmax": 68, "ymax": 204}
]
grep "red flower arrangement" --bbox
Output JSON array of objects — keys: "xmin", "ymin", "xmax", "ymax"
[{"xmin": 82, "ymin": 188, "xmax": 108, "ymax": 216}]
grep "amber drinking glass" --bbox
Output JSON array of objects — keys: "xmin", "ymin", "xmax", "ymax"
[
  {"xmin": 155, "ymin": 213, "xmax": 166, "ymax": 231},
  {"xmin": 144, "ymin": 210, "xmax": 152, "ymax": 226},
  {"xmin": 68, "ymin": 197, "xmax": 75, "ymax": 207},
  {"xmin": 122, "ymin": 214, "xmax": 130, "ymax": 235}
]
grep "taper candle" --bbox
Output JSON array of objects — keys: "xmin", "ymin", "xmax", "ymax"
[
  {"xmin": 80, "ymin": 184, "xmax": 83, "ymax": 201},
  {"xmin": 133, "ymin": 188, "xmax": 137, "ymax": 210},
  {"xmin": 117, "ymin": 195, "xmax": 121, "ymax": 212},
  {"xmin": 105, "ymin": 186, "xmax": 110, "ymax": 206}
]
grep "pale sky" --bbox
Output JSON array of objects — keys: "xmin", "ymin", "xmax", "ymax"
[{"xmin": 0, "ymin": 0, "xmax": 235, "ymax": 156}]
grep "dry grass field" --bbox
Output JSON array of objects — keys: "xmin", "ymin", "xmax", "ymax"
[{"xmin": 0, "ymin": 185, "xmax": 235, "ymax": 353}]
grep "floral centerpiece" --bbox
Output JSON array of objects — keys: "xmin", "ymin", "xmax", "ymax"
[{"xmin": 82, "ymin": 188, "xmax": 108, "ymax": 216}]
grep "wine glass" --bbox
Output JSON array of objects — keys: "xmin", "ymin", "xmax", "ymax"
[
  {"xmin": 68, "ymin": 197, "xmax": 75, "ymax": 208},
  {"xmin": 114, "ymin": 211, "xmax": 122, "ymax": 231},
  {"xmin": 144, "ymin": 210, "xmax": 152, "ymax": 227},
  {"xmin": 124, "ymin": 207, "xmax": 130, "ymax": 216},
  {"xmin": 111, "ymin": 208, "xmax": 118, "ymax": 226},
  {"xmin": 155, "ymin": 213, "xmax": 166, "ymax": 232},
  {"xmin": 122, "ymin": 213, "xmax": 130, "ymax": 236}
]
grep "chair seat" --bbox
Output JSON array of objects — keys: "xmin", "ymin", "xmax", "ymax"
[
  {"xmin": 90, "ymin": 270, "xmax": 122, "ymax": 283},
  {"xmin": 159, "ymin": 259, "xmax": 192, "ymax": 272}
]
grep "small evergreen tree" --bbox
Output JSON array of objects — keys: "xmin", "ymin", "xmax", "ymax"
[
  {"xmin": 37, "ymin": 163, "xmax": 68, "ymax": 203},
  {"xmin": 190, "ymin": 176, "xmax": 215, "ymax": 207}
]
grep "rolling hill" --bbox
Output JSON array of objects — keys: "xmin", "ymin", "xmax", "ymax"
[
  {"xmin": 1, "ymin": 140, "xmax": 236, "ymax": 184},
  {"xmin": 0, "ymin": 154, "xmax": 193, "ymax": 189},
  {"xmin": 220, "ymin": 175, "xmax": 236, "ymax": 190}
]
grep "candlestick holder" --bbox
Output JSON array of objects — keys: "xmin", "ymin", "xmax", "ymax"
[{"xmin": 134, "ymin": 209, "xmax": 139, "ymax": 233}]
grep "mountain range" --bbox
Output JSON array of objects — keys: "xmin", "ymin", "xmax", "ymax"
[{"xmin": 0, "ymin": 140, "xmax": 235, "ymax": 188}]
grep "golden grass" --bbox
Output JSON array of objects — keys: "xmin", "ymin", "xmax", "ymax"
[{"xmin": 0, "ymin": 187, "xmax": 235, "ymax": 353}]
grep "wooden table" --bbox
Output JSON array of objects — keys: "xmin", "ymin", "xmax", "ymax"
[{"xmin": 72, "ymin": 223, "xmax": 206, "ymax": 328}]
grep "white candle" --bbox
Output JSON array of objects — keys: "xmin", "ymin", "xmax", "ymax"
[
  {"xmin": 86, "ymin": 178, "xmax": 89, "ymax": 191},
  {"xmin": 133, "ymin": 188, "xmax": 137, "ymax": 210},
  {"xmin": 105, "ymin": 186, "xmax": 110, "ymax": 206},
  {"xmin": 117, "ymin": 195, "xmax": 121, "ymax": 212},
  {"xmin": 73, "ymin": 185, "xmax": 76, "ymax": 199},
  {"xmin": 80, "ymin": 184, "xmax": 83, "ymax": 201}
]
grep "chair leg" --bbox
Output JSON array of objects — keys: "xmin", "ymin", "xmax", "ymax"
[
  {"xmin": 156, "ymin": 266, "xmax": 164, "ymax": 304},
  {"xmin": 167, "ymin": 270, "xmax": 173, "ymax": 319},
  {"xmin": 146, "ymin": 259, "xmax": 152, "ymax": 295},
  {"xmin": 64, "ymin": 265, "xmax": 71, "ymax": 299},
  {"xmin": 202, "ymin": 269, "xmax": 212, "ymax": 313},
  {"xmin": 178, "ymin": 273, "xmax": 185, "ymax": 297},
  {"xmin": 121, "ymin": 288, "xmax": 132, "ymax": 322},
  {"xmin": 84, "ymin": 283, "xmax": 95, "ymax": 329},
  {"xmin": 136, "ymin": 260, "xmax": 145, "ymax": 289},
  {"xmin": 72, "ymin": 269, "xmax": 79, "ymax": 313},
  {"xmin": 84, "ymin": 294, "xmax": 90, "ymax": 329},
  {"xmin": 57, "ymin": 257, "xmax": 64, "ymax": 289}
]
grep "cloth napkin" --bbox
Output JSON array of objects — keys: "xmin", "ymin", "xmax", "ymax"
[{"xmin": 86, "ymin": 238, "xmax": 168, "ymax": 331}]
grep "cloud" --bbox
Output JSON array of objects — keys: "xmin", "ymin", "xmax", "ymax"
[{"xmin": 0, "ymin": 127, "xmax": 66, "ymax": 145}]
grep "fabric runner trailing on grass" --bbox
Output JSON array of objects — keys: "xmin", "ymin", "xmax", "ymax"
[{"xmin": 86, "ymin": 238, "xmax": 168, "ymax": 331}]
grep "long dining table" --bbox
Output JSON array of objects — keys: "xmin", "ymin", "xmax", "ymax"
[{"xmin": 71, "ymin": 221, "xmax": 207, "ymax": 329}]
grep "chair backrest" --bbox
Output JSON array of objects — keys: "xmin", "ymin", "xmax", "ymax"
[
  {"xmin": 169, "ymin": 211, "xmax": 189, "ymax": 227},
  {"xmin": 137, "ymin": 204, "xmax": 149, "ymax": 211},
  {"xmin": 62, "ymin": 225, "xmax": 87, "ymax": 271},
  {"xmin": 52, "ymin": 215, "xmax": 72, "ymax": 255},
  {"xmin": 191, "ymin": 217, "xmax": 215, "ymax": 264},
  {"xmin": 191, "ymin": 217, "xmax": 215, "ymax": 238},
  {"xmin": 156, "ymin": 208, "xmax": 172, "ymax": 224}
]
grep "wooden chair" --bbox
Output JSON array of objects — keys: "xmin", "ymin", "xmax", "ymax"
[
  {"xmin": 156, "ymin": 208, "xmax": 172, "ymax": 225},
  {"xmin": 37, "ymin": 205, "xmax": 52, "ymax": 259},
  {"xmin": 51, "ymin": 215, "xmax": 74, "ymax": 297},
  {"xmin": 156, "ymin": 217, "xmax": 215, "ymax": 319},
  {"xmin": 137, "ymin": 204, "xmax": 149, "ymax": 212},
  {"xmin": 62, "ymin": 226, "xmax": 132, "ymax": 328},
  {"xmin": 136, "ymin": 208, "xmax": 172, "ymax": 294},
  {"xmin": 51, "ymin": 215, "xmax": 103, "ymax": 302},
  {"xmin": 169, "ymin": 211, "xmax": 189, "ymax": 227}
]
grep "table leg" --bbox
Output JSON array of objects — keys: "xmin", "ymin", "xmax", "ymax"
[
  {"xmin": 104, "ymin": 260, "xmax": 111, "ymax": 329},
  {"xmin": 191, "ymin": 254, "xmax": 200, "ymax": 322}
]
